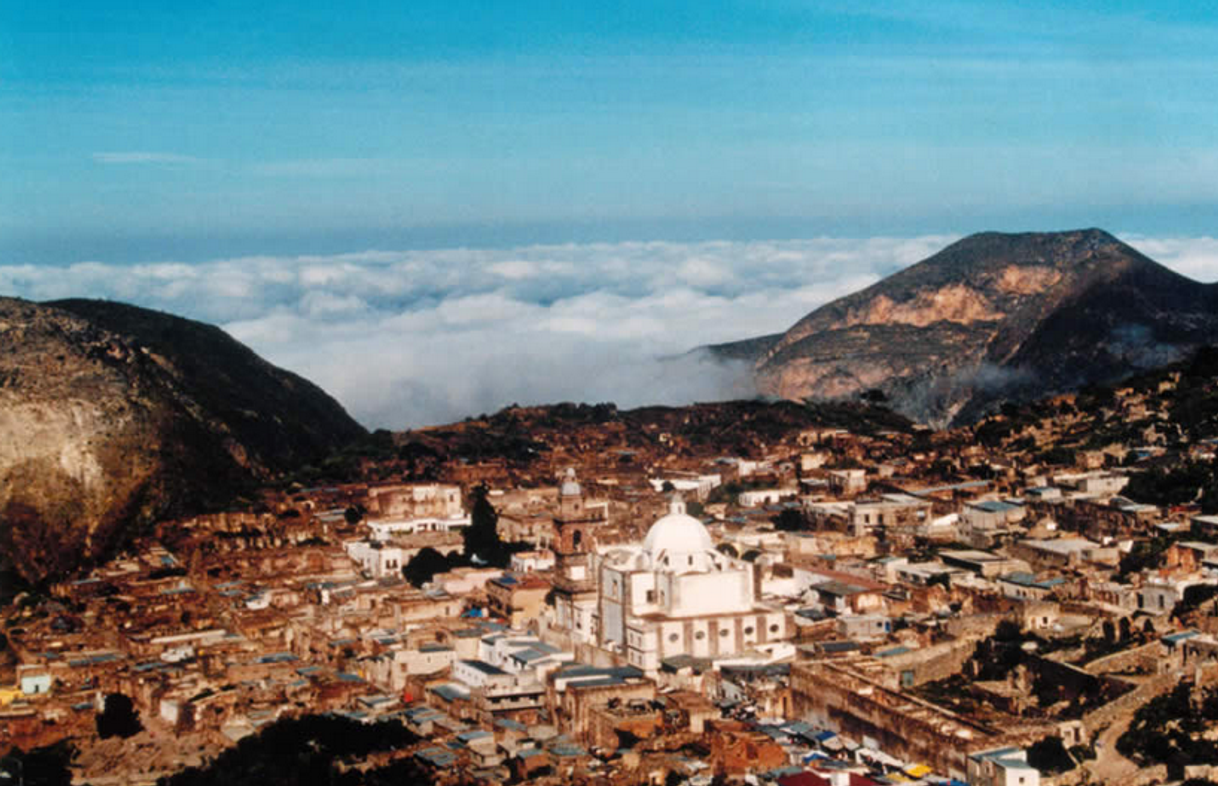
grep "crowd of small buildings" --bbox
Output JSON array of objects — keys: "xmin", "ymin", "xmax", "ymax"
[{"xmin": 6, "ymin": 396, "xmax": 1218, "ymax": 785}]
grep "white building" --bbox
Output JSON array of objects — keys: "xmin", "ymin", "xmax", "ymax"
[
  {"xmin": 737, "ymin": 488, "xmax": 798, "ymax": 507},
  {"xmin": 510, "ymin": 549, "xmax": 555, "ymax": 573},
  {"xmin": 967, "ymin": 746, "xmax": 1040, "ymax": 786},
  {"xmin": 367, "ymin": 514, "xmax": 470, "ymax": 541},
  {"xmin": 345, "ymin": 540, "xmax": 408, "ymax": 578},
  {"xmin": 597, "ymin": 497, "xmax": 790, "ymax": 671},
  {"xmin": 649, "ymin": 473, "xmax": 722, "ymax": 501},
  {"xmin": 365, "ymin": 644, "xmax": 456, "ymax": 692}
]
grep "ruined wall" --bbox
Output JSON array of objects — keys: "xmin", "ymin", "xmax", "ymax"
[
  {"xmin": 1031, "ymin": 654, "xmax": 1132, "ymax": 707},
  {"xmin": 941, "ymin": 613, "xmax": 1005, "ymax": 640},
  {"xmin": 876, "ymin": 637, "xmax": 980, "ymax": 688},
  {"xmin": 1082, "ymin": 642, "xmax": 1160, "ymax": 676},
  {"xmin": 791, "ymin": 661, "xmax": 998, "ymax": 779}
]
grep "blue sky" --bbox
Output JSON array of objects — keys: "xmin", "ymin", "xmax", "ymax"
[{"xmin": 5, "ymin": 1, "xmax": 1218, "ymax": 265}]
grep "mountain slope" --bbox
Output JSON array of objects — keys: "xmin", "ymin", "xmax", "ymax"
[
  {"xmin": 730, "ymin": 229, "xmax": 1218, "ymax": 426},
  {"xmin": 0, "ymin": 298, "xmax": 366, "ymax": 583}
]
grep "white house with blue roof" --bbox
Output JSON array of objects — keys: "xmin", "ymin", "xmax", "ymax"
[{"xmin": 966, "ymin": 746, "xmax": 1039, "ymax": 786}]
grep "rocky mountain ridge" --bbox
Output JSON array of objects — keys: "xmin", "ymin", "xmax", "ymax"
[
  {"xmin": 709, "ymin": 229, "xmax": 1218, "ymax": 427},
  {"xmin": 0, "ymin": 297, "xmax": 366, "ymax": 584}
]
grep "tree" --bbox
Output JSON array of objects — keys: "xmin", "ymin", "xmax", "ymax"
[
  {"xmin": 1027, "ymin": 735, "xmax": 1076, "ymax": 774},
  {"xmin": 96, "ymin": 692, "xmax": 142, "ymax": 739},
  {"xmin": 0, "ymin": 741, "xmax": 74, "ymax": 786},
  {"xmin": 343, "ymin": 505, "xmax": 364, "ymax": 526},
  {"xmin": 403, "ymin": 547, "xmax": 452, "ymax": 588},
  {"xmin": 157, "ymin": 715, "xmax": 425, "ymax": 786},
  {"xmin": 772, "ymin": 509, "xmax": 806, "ymax": 532},
  {"xmin": 463, "ymin": 484, "xmax": 507, "ymax": 566}
]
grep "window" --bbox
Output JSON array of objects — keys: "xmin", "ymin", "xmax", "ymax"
[
  {"xmin": 719, "ymin": 629, "xmax": 729, "ymax": 638},
  {"xmin": 646, "ymin": 590, "xmax": 656, "ymax": 603},
  {"xmin": 695, "ymin": 631, "xmax": 706, "ymax": 640},
  {"xmin": 668, "ymin": 633, "xmax": 679, "ymax": 643},
  {"xmin": 744, "ymin": 626, "xmax": 754, "ymax": 635},
  {"xmin": 769, "ymin": 624, "xmax": 779, "ymax": 633}
]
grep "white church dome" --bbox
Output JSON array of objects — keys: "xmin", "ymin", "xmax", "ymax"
[{"xmin": 643, "ymin": 497, "xmax": 714, "ymax": 558}]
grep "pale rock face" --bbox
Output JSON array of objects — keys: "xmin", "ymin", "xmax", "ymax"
[
  {"xmin": 0, "ymin": 296, "xmax": 365, "ymax": 583},
  {"xmin": 994, "ymin": 265, "xmax": 1061, "ymax": 296},
  {"xmin": 0, "ymin": 400, "xmax": 112, "ymax": 492},
  {"xmin": 834, "ymin": 285, "xmax": 1004, "ymax": 330}
]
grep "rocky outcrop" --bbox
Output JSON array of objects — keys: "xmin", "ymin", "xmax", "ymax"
[
  {"xmin": 0, "ymin": 298, "xmax": 366, "ymax": 584},
  {"xmin": 712, "ymin": 229, "xmax": 1218, "ymax": 426}
]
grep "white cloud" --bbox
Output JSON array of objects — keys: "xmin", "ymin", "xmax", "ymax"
[
  {"xmin": 6, "ymin": 232, "xmax": 1209, "ymax": 429},
  {"xmin": 1119, "ymin": 235, "xmax": 1218, "ymax": 283}
]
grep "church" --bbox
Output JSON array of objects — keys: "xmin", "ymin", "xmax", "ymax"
[{"xmin": 551, "ymin": 470, "xmax": 790, "ymax": 671}]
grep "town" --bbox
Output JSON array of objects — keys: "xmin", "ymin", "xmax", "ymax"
[{"xmin": 4, "ymin": 376, "xmax": 1218, "ymax": 786}]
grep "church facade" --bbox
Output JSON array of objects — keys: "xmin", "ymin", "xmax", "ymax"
[
  {"xmin": 600, "ymin": 498, "xmax": 788, "ymax": 671},
  {"xmin": 550, "ymin": 471, "xmax": 790, "ymax": 672}
]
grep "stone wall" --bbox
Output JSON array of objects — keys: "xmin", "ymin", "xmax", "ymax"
[
  {"xmin": 1082, "ymin": 642, "xmax": 1160, "ymax": 676},
  {"xmin": 791, "ymin": 660, "xmax": 999, "ymax": 779},
  {"xmin": 873, "ymin": 637, "xmax": 980, "ymax": 689}
]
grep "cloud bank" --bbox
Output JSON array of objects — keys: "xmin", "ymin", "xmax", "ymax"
[{"xmin": 4, "ymin": 234, "xmax": 1217, "ymax": 429}]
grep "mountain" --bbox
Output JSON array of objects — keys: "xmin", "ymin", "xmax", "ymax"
[
  {"xmin": 712, "ymin": 229, "xmax": 1218, "ymax": 427},
  {"xmin": 0, "ymin": 298, "xmax": 366, "ymax": 584}
]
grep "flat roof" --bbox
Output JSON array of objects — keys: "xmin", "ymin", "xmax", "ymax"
[{"xmin": 460, "ymin": 659, "xmax": 507, "ymax": 676}]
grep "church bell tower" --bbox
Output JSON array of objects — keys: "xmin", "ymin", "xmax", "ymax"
[{"xmin": 553, "ymin": 468, "xmax": 602, "ymax": 590}]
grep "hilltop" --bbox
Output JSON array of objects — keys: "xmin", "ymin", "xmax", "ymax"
[
  {"xmin": 710, "ymin": 229, "xmax": 1218, "ymax": 427},
  {"xmin": 0, "ymin": 297, "xmax": 366, "ymax": 585}
]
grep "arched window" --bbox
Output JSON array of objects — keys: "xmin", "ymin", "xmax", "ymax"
[{"xmin": 572, "ymin": 530, "xmax": 582, "ymax": 549}]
